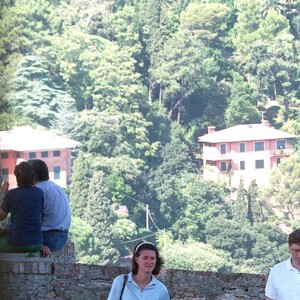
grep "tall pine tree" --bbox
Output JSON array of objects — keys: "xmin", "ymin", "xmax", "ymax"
[{"xmin": 86, "ymin": 170, "xmax": 119, "ymax": 264}]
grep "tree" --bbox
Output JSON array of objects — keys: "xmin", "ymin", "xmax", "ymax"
[
  {"xmin": 171, "ymin": 174, "xmax": 229, "ymax": 241},
  {"xmin": 225, "ymin": 74, "xmax": 261, "ymax": 127},
  {"xmin": 205, "ymin": 216, "xmax": 253, "ymax": 263},
  {"xmin": 163, "ymin": 240, "xmax": 234, "ymax": 272},
  {"xmin": 69, "ymin": 216, "xmax": 100, "ymax": 263},
  {"xmin": 179, "ymin": 2, "xmax": 230, "ymax": 45},
  {"xmin": 4, "ymin": 55, "xmax": 76, "ymax": 128},
  {"xmin": 149, "ymin": 132, "xmax": 196, "ymax": 228},
  {"xmin": 86, "ymin": 170, "xmax": 119, "ymax": 264},
  {"xmin": 0, "ymin": 0, "xmax": 53, "ymax": 64},
  {"xmin": 267, "ymin": 153, "xmax": 300, "ymax": 220},
  {"xmin": 69, "ymin": 151, "xmax": 93, "ymax": 219},
  {"xmin": 245, "ymin": 222, "xmax": 288, "ymax": 273},
  {"xmin": 233, "ymin": 0, "xmax": 262, "ymax": 63},
  {"xmin": 150, "ymin": 29, "xmax": 218, "ymax": 123},
  {"xmin": 91, "ymin": 42, "xmax": 147, "ymax": 112},
  {"xmin": 111, "ymin": 5, "xmax": 142, "ymax": 57},
  {"xmin": 111, "ymin": 218, "xmax": 137, "ymax": 256},
  {"xmin": 72, "ymin": 109, "xmax": 154, "ymax": 160},
  {"xmin": 261, "ymin": 0, "xmax": 286, "ymax": 17},
  {"xmin": 232, "ymin": 179, "xmax": 265, "ymax": 226}
]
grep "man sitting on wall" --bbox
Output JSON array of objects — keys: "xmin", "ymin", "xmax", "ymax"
[
  {"xmin": 28, "ymin": 159, "xmax": 71, "ymax": 257},
  {"xmin": 265, "ymin": 228, "xmax": 300, "ymax": 300}
]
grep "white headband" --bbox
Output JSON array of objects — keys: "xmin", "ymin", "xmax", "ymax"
[{"xmin": 135, "ymin": 242, "xmax": 156, "ymax": 254}]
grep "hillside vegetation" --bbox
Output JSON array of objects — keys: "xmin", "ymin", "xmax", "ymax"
[{"xmin": 1, "ymin": 0, "xmax": 300, "ymax": 273}]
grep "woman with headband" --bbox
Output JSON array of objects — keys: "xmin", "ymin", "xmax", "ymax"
[{"xmin": 108, "ymin": 241, "xmax": 170, "ymax": 299}]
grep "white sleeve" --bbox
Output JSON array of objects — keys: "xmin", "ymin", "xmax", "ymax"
[{"xmin": 265, "ymin": 268, "xmax": 276, "ymax": 300}]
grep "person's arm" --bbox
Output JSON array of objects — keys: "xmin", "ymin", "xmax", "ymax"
[
  {"xmin": 0, "ymin": 208, "xmax": 8, "ymax": 221},
  {"xmin": 265, "ymin": 267, "xmax": 276, "ymax": 300},
  {"xmin": 107, "ymin": 276, "xmax": 122, "ymax": 300},
  {"xmin": 0, "ymin": 181, "xmax": 9, "ymax": 220}
]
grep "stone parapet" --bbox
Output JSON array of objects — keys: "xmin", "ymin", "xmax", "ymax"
[
  {"xmin": 0, "ymin": 241, "xmax": 76, "ymax": 264},
  {"xmin": 0, "ymin": 243, "xmax": 267, "ymax": 299},
  {"xmin": 0, "ymin": 264, "xmax": 267, "ymax": 299}
]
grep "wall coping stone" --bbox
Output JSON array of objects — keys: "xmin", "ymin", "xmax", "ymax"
[{"xmin": 0, "ymin": 243, "xmax": 268, "ymax": 299}]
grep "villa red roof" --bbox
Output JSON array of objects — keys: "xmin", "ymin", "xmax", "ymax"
[
  {"xmin": 0, "ymin": 126, "xmax": 79, "ymax": 151},
  {"xmin": 199, "ymin": 124, "xmax": 297, "ymax": 143}
]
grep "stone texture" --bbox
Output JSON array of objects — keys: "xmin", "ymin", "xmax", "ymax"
[{"xmin": 0, "ymin": 243, "xmax": 267, "ymax": 299}]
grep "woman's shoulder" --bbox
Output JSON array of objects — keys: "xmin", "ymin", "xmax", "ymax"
[
  {"xmin": 114, "ymin": 272, "xmax": 131, "ymax": 283},
  {"xmin": 153, "ymin": 277, "xmax": 169, "ymax": 290}
]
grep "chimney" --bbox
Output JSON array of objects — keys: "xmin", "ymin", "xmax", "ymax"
[
  {"xmin": 261, "ymin": 120, "xmax": 270, "ymax": 127},
  {"xmin": 208, "ymin": 126, "xmax": 216, "ymax": 134}
]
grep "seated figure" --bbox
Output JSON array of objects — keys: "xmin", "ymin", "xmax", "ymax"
[{"xmin": 0, "ymin": 162, "xmax": 43, "ymax": 253}]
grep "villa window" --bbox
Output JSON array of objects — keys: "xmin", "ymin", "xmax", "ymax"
[
  {"xmin": 255, "ymin": 159, "xmax": 264, "ymax": 169},
  {"xmin": 255, "ymin": 142, "xmax": 264, "ymax": 151},
  {"xmin": 220, "ymin": 161, "xmax": 227, "ymax": 172},
  {"xmin": 1, "ymin": 152, "xmax": 8, "ymax": 159},
  {"xmin": 53, "ymin": 150, "xmax": 60, "ymax": 157},
  {"xmin": 1, "ymin": 168, "xmax": 8, "ymax": 181},
  {"xmin": 54, "ymin": 166, "xmax": 60, "ymax": 179},
  {"xmin": 220, "ymin": 144, "xmax": 226, "ymax": 154},
  {"xmin": 41, "ymin": 151, "xmax": 48, "ymax": 158},
  {"xmin": 29, "ymin": 152, "xmax": 36, "ymax": 159},
  {"xmin": 276, "ymin": 140, "xmax": 286, "ymax": 150},
  {"xmin": 240, "ymin": 161, "xmax": 245, "ymax": 170},
  {"xmin": 239, "ymin": 143, "xmax": 245, "ymax": 153}
]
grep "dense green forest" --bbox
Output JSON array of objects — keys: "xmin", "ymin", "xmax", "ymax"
[{"xmin": 1, "ymin": 0, "xmax": 300, "ymax": 274}]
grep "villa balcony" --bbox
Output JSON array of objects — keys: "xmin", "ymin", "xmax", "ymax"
[
  {"xmin": 271, "ymin": 148, "xmax": 294, "ymax": 157},
  {"xmin": 202, "ymin": 147, "xmax": 232, "ymax": 161}
]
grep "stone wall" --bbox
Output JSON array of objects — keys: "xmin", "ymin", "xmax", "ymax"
[{"xmin": 0, "ymin": 243, "xmax": 267, "ymax": 300}]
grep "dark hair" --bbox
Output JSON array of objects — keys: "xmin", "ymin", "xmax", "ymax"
[
  {"xmin": 14, "ymin": 161, "xmax": 36, "ymax": 187},
  {"xmin": 131, "ymin": 241, "xmax": 164, "ymax": 275},
  {"xmin": 288, "ymin": 228, "xmax": 300, "ymax": 246},
  {"xmin": 28, "ymin": 159, "xmax": 49, "ymax": 181}
]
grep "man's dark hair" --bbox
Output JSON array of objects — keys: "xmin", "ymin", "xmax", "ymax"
[
  {"xmin": 288, "ymin": 228, "xmax": 300, "ymax": 246},
  {"xmin": 14, "ymin": 161, "xmax": 36, "ymax": 187},
  {"xmin": 28, "ymin": 159, "xmax": 49, "ymax": 181},
  {"xmin": 131, "ymin": 241, "xmax": 164, "ymax": 275}
]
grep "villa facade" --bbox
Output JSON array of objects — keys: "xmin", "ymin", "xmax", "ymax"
[
  {"xmin": 0, "ymin": 126, "xmax": 79, "ymax": 188},
  {"xmin": 198, "ymin": 121, "xmax": 297, "ymax": 188}
]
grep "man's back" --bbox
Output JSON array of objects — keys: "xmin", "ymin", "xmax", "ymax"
[{"xmin": 37, "ymin": 180, "xmax": 71, "ymax": 231}]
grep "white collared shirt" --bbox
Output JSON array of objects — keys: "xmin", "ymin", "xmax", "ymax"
[{"xmin": 265, "ymin": 258, "xmax": 300, "ymax": 300}]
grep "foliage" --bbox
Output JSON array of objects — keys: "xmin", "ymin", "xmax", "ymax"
[
  {"xmin": 225, "ymin": 74, "xmax": 261, "ymax": 126},
  {"xmin": 171, "ymin": 175, "xmax": 229, "ymax": 241},
  {"xmin": 111, "ymin": 218, "xmax": 137, "ymax": 256},
  {"xmin": 267, "ymin": 153, "xmax": 300, "ymax": 220},
  {"xmin": 86, "ymin": 170, "xmax": 119, "ymax": 264},
  {"xmin": 232, "ymin": 179, "xmax": 265, "ymax": 226},
  {"xmin": 69, "ymin": 151, "xmax": 93, "ymax": 219},
  {"xmin": 149, "ymin": 134, "xmax": 196, "ymax": 228},
  {"xmin": 69, "ymin": 216, "xmax": 99, "ymax": 263},
  {"xmin": 164, "ymin": 240, "xmax": 234, "ymax": 272},
  {"xmin": 4, "ymin": 55, "xmax": 76, "ymax": 128},
  {"xmin": 1, "ymin": 0, "xmax": 300, "ymax": 273}
]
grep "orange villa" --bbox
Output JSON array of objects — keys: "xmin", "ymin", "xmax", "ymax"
[
  {"xmin": 0, "ymin": 126, "xmax": 79, "ymax": 188},
  {"xmin": 198, "ymin": 121, "xmax": 297, "ymax": 188}
]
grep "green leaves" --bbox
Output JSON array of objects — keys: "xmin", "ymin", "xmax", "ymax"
[
  {"xmin": 268, "ymin": 153, "xmax": 300, "ymax": 220},
  {"xmin": 163, "ymin": 240, "xmax": 234, "ymax": 272},
  {"xmin": 4, "ymin": 55, "xmax": 76, "ymax": 128}
]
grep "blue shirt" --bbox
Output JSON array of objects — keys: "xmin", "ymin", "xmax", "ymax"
[
  {"xmin": 36, "ymin": 180, "xmax": 71, "ymax": 231},
  {"xmin": 107, "ymin": 272, "xmax": 170, "ymax": 300},
  {"xmin": 2, "ymin": 186, "xmax": 43, "ymax": 246}
]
